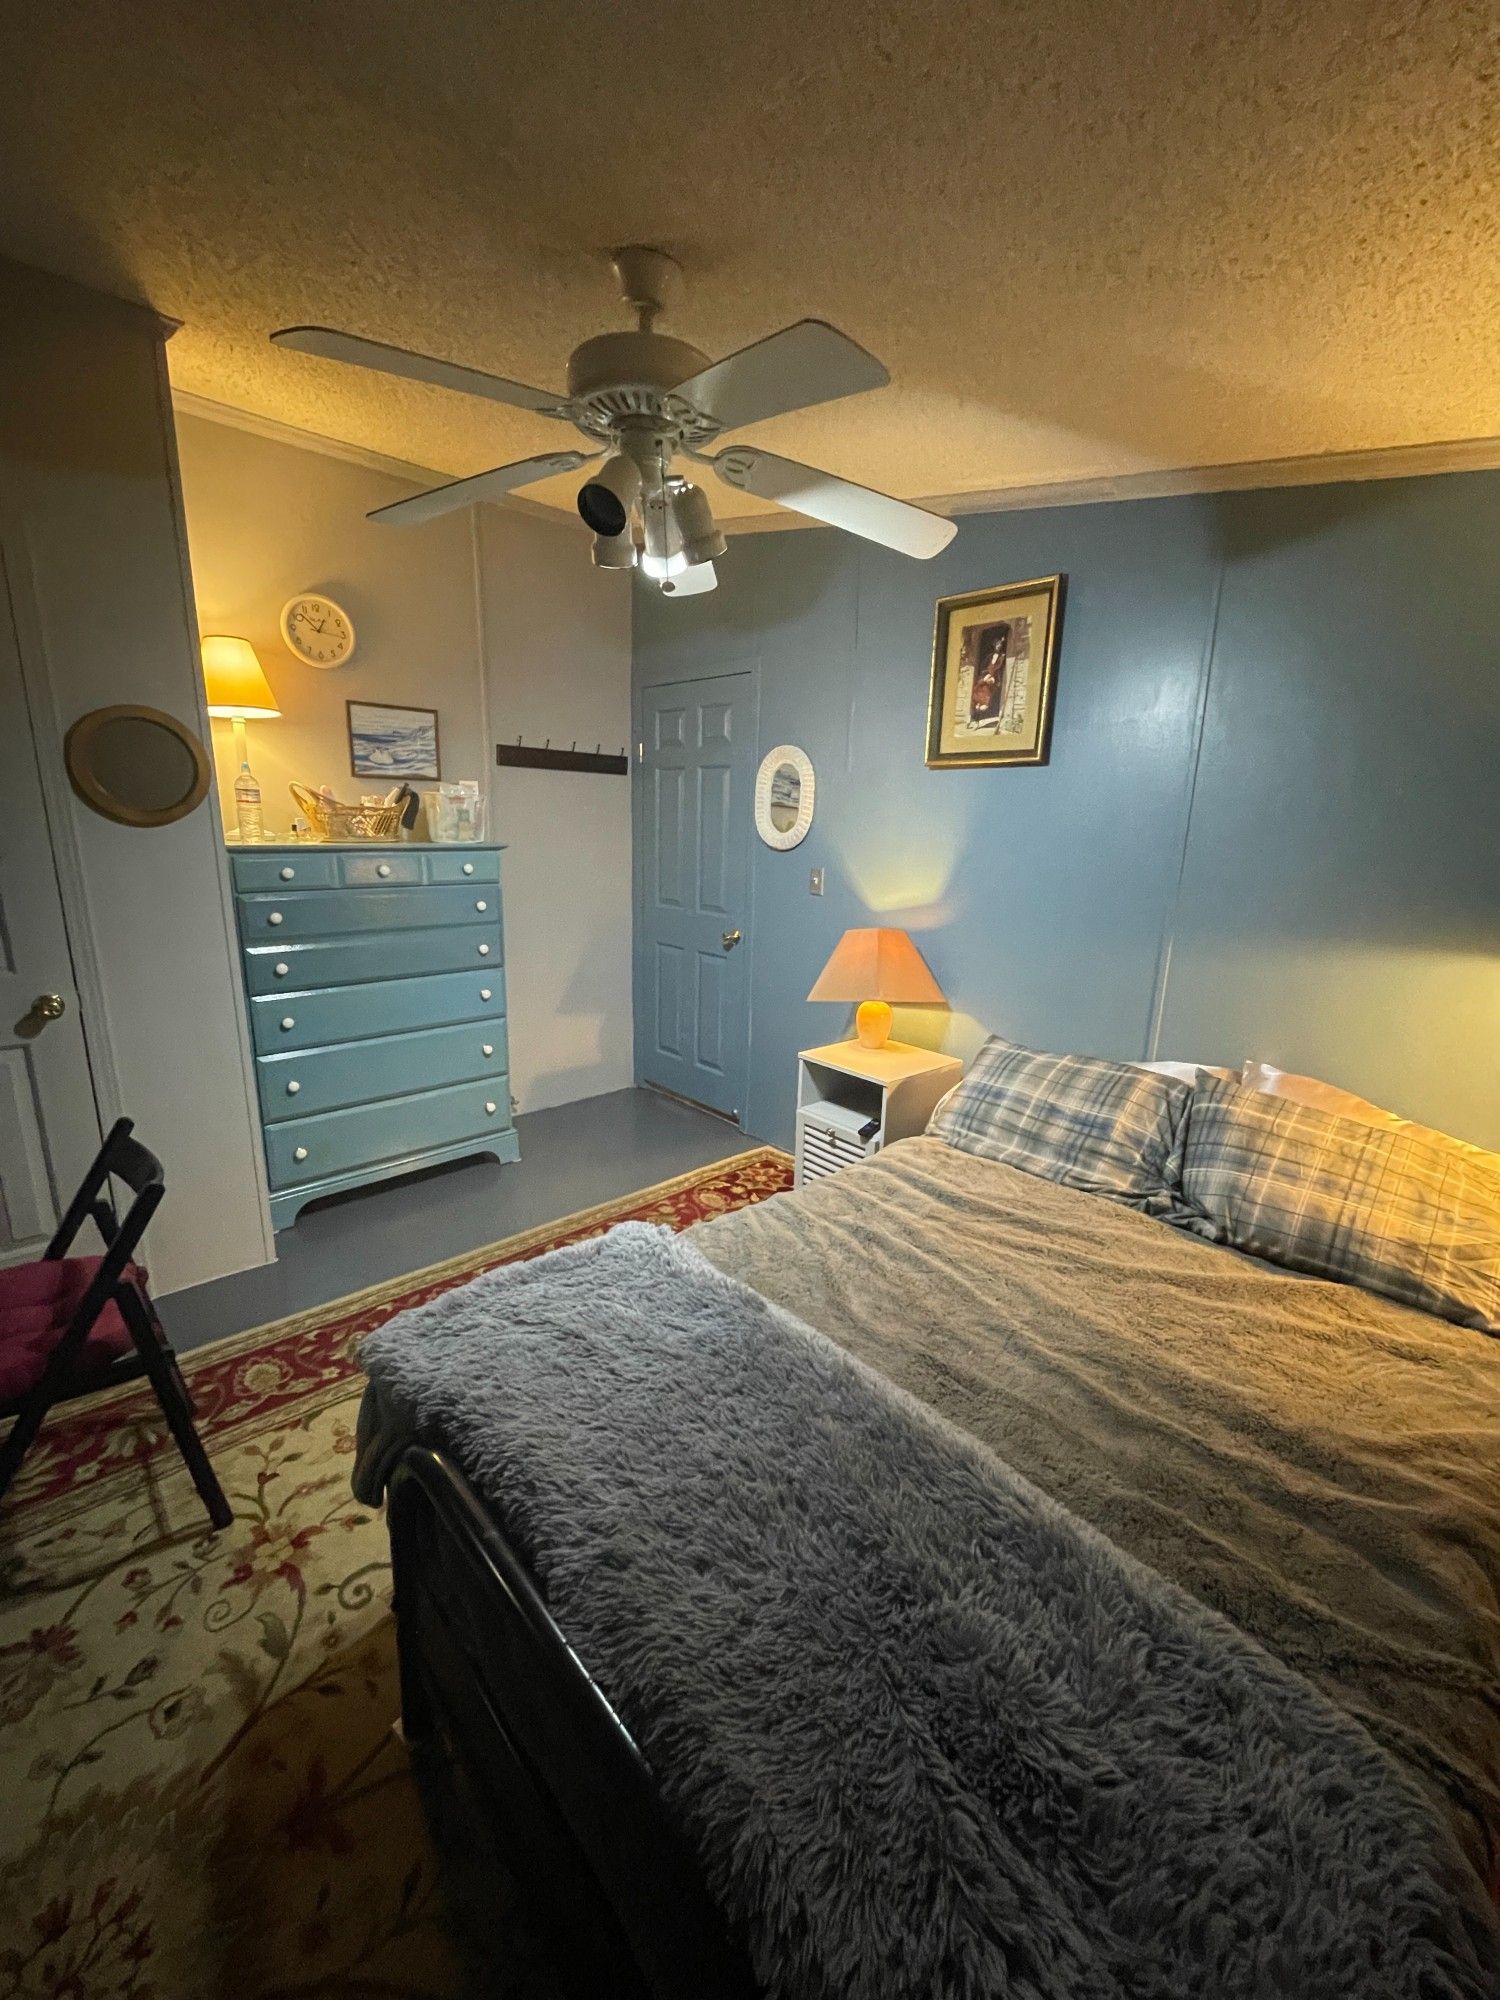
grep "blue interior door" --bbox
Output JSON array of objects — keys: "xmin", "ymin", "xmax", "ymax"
[{"xmin": 636, "ymin": 673, "xmax": 753, "ymax": 1121}]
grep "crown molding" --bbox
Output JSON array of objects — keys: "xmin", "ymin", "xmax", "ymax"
[
  {"xmin": 919, "ymin": 431, "xmax": 1500, "ymax": 520},
  {"xmin": 168, "ymin": 389, "xmax": 564, "ymax": 525},
  {"xmin": 171, "ymin": 389, "xmax": 1500, "ymax": 537},
  {"xmin": 721, "ymin": 431, "xmax": 1500, "ymax": 535}
]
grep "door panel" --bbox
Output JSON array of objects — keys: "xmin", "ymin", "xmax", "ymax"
[
  {"xmin": 636, "ymin": 672, "xmax": 753, "ymax": 1120},
  {"xmin": 0, "ymin": 555, "xmax": 101, "ymax": 1261}
]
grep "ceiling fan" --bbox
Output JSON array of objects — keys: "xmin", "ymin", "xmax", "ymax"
[{"xmin": 270, "ymin": 246, "xmax": 956, "ymax": 597}]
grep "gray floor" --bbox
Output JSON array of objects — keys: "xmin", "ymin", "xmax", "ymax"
[{"xmin": 161, "ymin": 1087, "xmax": 761, "ymax": 1353}]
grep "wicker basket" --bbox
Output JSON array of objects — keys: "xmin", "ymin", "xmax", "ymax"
[{"xmin": 290, "ymin": 782, "xmax": 406, "ymax": 842}]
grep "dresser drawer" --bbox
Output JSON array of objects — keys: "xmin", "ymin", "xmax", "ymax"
[
  {"xmin": 243, "ymin": 926, "xmax": 504, "ymax": 995},
  {"xmin": 249, "ymin": 968, "xmax": 503, "ymax": 1052},
  {"xmin": 231, "ymin": 851, "xmax": 341, "ymax": 892},
  {"xmin": 425, "ymin": 850, "xmax": 500, "ymax": 884},
  {"xmin": 239, "ymin": 885, "xmax": 499, "ymax": 941},
  {"xmin": 265, "ymin": 1077, "xmax": 513, "ymax": 1190},
  {"xmin": 258, "ymin": 1020, "xmax": 508, "ymax": 1122}
]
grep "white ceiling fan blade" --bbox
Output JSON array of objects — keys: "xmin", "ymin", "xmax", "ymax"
[
  {"xmin": 661, "ymin": 560, "xmax": 718, "ymax": 597},
  {"xmin": 676, "ymin": 321, "xmax": 888, "ymax": 432},
  {"xmin": 272, "ymin": 325, "xmax": 570, "ymax": 416},
  {"xmin": 368, "ymin": 453, "xmax": 593, "ymax": 527},
  {"xmin": 709, "ymin": 447, "xmax": 956, "ymax": 559}
]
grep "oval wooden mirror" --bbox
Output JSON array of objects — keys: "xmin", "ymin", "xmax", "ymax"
[{"xmin": 64, "ymin": 704, "xmax": 212, "ymax": 828}]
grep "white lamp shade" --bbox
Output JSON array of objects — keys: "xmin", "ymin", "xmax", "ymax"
[{"xmin": 201, "ymin": 635, "xmax": 280, "ymax": 719}]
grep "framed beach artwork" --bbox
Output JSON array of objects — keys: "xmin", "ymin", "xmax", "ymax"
[
  {"xmin": 347, "ymin": 700, "xmax": 441, "ymax": 782},
  {"xmin": 925, "ymin": 575, "xmax": 1064, "ymax": 768}
]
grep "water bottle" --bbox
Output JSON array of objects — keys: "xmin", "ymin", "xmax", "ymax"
[{"xmin": 234, "ymin": 761, "xmax": 264, "ymax": 843}]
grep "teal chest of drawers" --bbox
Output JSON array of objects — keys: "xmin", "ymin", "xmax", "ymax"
[{"xmin": 228, "ymin": 842, "xmax": 519, "ymax": 1229}]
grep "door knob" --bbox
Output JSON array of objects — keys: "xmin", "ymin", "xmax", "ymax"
[
  {"xmin": 721, "ymin": 928, "xmax": 742, "ymax": 951},
  {"xmin": 18, "ymin": 992, "xmax": 67, "ymax": 1036}
]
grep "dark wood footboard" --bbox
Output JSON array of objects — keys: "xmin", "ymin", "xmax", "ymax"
[{"xmin": 386, "ymin": 1445, "xmax": 761, "ymax": 2000}]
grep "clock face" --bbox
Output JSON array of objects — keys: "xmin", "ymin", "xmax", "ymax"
[{"xmin": 280, "ymin": 595, "xmax": 356, "ymax": 668}]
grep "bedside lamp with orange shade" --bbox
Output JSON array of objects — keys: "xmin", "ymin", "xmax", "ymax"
[{"xmin": 807, "ymin": 926, "xmax": 947, "ymax": 1050}]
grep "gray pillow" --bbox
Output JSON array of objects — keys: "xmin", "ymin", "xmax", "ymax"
[{"xmin": 928, "ymin": 1036, "xmax": 1191, "ymax": 1216}]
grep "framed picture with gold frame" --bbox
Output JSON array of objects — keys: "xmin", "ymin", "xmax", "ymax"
[{"xmin": 925, "ymin": 575, "xmax": 1064, "ymax": 768}]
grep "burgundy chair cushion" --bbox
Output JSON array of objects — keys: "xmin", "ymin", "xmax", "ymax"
[{"xmin": 0, "ymin": 1257, "xmax": 141, "ymax": 1405}]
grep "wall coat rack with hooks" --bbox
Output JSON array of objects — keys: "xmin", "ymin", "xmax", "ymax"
[{"xmin": 495, "ymin": 738, "xmax": 629, "ymax": 776}]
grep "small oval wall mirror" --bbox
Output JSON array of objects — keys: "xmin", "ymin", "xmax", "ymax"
[
  {"xmin": 64, "ymin": 704, "xmax": 212, "ymax": 828},
  {"xmin": 754, "ymin": 744, "xmax": 816, "ymax": 850}
]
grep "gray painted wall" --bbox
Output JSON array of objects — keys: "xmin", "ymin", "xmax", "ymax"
[{"xmin": 634, "ymin": 470, "xmax": 1500, "ymax": 1154}]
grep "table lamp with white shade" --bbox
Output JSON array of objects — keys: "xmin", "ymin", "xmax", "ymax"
[
  {"xmin": 201, "ymin": 635, "xmax": 280, "ymax": 841},
  {"xmin": 807, "ymin": 926, "xmax": 947, "ymax": 1050}
]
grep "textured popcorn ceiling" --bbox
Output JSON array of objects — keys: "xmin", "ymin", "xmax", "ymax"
[{"xmin": 1, "ymin": 0, "xmax": 1496, "ymax": 524}]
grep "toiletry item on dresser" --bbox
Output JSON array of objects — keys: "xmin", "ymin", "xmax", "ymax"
[
  {"xmin": 423, "ymin": 781, "xmax": 485, "ymax": 842},
  {"xmin": 235, "ymin": 761, "xmax": 265, "ymax": 842}
]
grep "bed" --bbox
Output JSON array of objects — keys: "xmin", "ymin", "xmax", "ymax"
[{"xmin": 355, "ymin": 1133, "xmax": 1500, "ymax": 1998}]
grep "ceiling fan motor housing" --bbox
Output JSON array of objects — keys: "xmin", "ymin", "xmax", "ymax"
[{"xmin": 564, "ymin": 332, "xmax": 721, "ymax": 448}]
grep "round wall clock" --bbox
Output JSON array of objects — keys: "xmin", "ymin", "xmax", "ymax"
[
  {"xmin": 280, "ymin": 594, "xmax": 356, "ymax": 668},
  {"xmin": 754, "ymin": 744, "xmax": 816, "ymax": 850}
]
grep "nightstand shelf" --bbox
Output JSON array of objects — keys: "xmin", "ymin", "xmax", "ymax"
[{"xmin": 795, "ymin": 1039, "xmax": 964, "ymax": 1189}]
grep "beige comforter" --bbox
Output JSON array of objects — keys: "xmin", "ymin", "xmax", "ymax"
[{"xmin": 694, "ymin": 1136, "xmax": 1500, "ymax": 1884}]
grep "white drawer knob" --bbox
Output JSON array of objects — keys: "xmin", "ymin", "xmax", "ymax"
[
  {"xmin": 475, "ymin": 899, "xmax": 488, "ymax": 911},
  {"xmin": 482, "ymin": 1042, "xmax": 494, "ymax": 1057},
  {"xmin": 462, "ymin": 862, "xmax": 474, "ymax": 875},
  {"xmin": 280, "ymin": 1016, "xmax": 295, "ymax": 1031},
  {"xmin": 377, "ymin": 862, "xmax": 391, "ymax": 878},
  {"xmin": 268, "ymin": 911, "xmax": 283, "ymax": 926},
  {"xmin": 286, "ymin": 1079, "xmax": 300, "ymax": 1095},
  {"xmin": 280, "ymin": 865, "xmax": 295, "ymax": 880},
  {"xmin": 274, "ymin": 962, "xmax": 289, "ymax": 977},
  {"xmin": 293, "ymin": 1145, "xmax": 309, "ymax": 1162},
  {"xmin": 479, "ymin": 987, "xmax": 492, "ymax": 1001},
  {"xmin": 484, "ymin": 1101, "xmax": 497, "ymax": 1115},
  {"xmin": 478, "ymin": 943, "xmax": 490, "ymax": 956}
]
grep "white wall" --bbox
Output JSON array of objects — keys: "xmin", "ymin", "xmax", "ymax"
[
  {"xmin": 0, "ymin": 259, "xmax": 270, "ymax": 1293},
  {"xmin": 177, "ymin": 408, "xmax": 634, "ymax": 1120},
  {"xmin": 175, "ymin": 414, "xmax": 489, "ymax": 831},
  {"xmin": 477, "ymin": 506, "xmax": 635, "ymax": 1111}
]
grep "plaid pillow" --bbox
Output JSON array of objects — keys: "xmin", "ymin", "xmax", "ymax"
[
  {"xmin": 1180, "ymin": 1078, "xmax": 1500, "ymax": 1333},
  {"xmin": 927, "ymin": 1036, "xmax": 1192, "ymax": 1215}
]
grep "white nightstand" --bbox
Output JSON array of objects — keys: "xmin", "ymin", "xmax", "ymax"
[{"xmin": 795, "ymin": 1039, "xmax": 964, "ymax": 1188}]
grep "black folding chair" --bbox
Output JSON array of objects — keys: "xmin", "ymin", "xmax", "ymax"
[{"xmin": 0, "ymin": 1117, "xmax": 232, "ymax": 1528}]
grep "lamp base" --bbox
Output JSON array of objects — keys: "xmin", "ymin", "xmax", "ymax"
[{"xmin": 855, "ymin": 999, "xmax": 894, "ymax": 1050}]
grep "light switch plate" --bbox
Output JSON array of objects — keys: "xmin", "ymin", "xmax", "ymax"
[{"xmin": 808, "ymin": 866, "xmax": 825, "ymax": 895}]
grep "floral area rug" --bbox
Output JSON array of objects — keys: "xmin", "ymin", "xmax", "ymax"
[{"xmin": 0, "ymin": 1148, "xmax": 792, "ymax": 2000}]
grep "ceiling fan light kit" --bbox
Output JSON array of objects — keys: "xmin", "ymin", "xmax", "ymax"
[{"xmin": 271, "ymin": 245, "xmax": 956, "ymax": 598}]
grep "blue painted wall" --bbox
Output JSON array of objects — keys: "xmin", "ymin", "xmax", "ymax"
[{"xmin": 633, "ymin": 470, "xmax": 1500, "ymax": 1153}]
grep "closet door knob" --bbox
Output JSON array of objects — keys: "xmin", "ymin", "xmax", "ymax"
[
  {"xmin": 482, "ymin": 1042, "xmax": 494, "ymax": 1057},
  {"xmin": 479, "ymin": 987, "xmax": 492, "ymax": 1002},
  {"xmin": 274, "ymin": 962, "xmax": 289, "ymax": 977},
  {"xmin": 475, "ymin": 899, "xmax": 488, "ymax": 911},
  {"xmin": 268, "ymin": 911, "xmax": 283, "ymax": 926},
  {"xmin": 293, "ymin": 1145, "xmax": 309, "ymax": 1163},
  {"xmin": 484, "ymin": 1101, "xmax": 497, "ymax": 1115},
  {"xmin": 280, "ymin": 1016, "xmax": 295, "ymax": 1031},
  {"xmin": 377, "ymin": 863, "xmax": 391, "ymax": 878},
  {"xmin": 286, "ymin": 1079, "xmax": 300, "ymax": 1095},
  {"xmin": 279, "ymin": 865, "xmax": 295, "ymax": 880},
  {"xmin": 478, "ymin": 943, "xmax": 490, "ymax": 956},
  {"xmin": 462, "ymin": 862, "xmax": 474, "ymax": 875}
]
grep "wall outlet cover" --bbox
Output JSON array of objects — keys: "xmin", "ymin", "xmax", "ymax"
[{"xmin": 809, "ymin": 866, "xmax": 825, "ymax": 895}]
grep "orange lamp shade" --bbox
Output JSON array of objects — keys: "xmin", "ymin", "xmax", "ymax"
[
  {"xmin": 201, "ymin": 635, "xmax": 280, "ymax": 719},
  {"xmin": 807, "ymin": 927, "xmax": 946, "ymax": 1049}
]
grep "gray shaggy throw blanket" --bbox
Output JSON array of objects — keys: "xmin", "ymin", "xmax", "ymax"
[{"xmin": 357, "ymin": 1223, "xmax": 1500, "ymax": 2000}]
